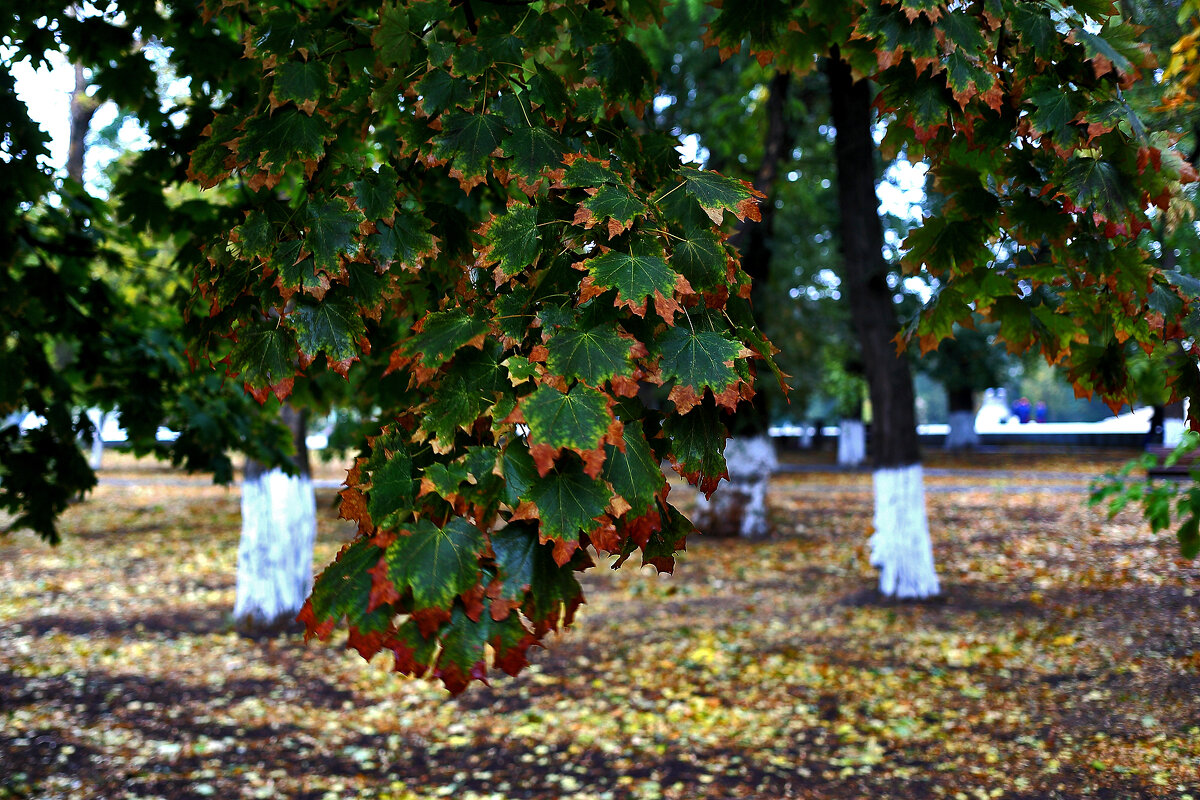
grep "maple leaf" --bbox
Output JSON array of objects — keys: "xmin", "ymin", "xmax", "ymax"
[
  {"xmin": 381, "ymin": 517, "xmax": 485, "ymax": 614},
  {"xmin": 305, "ymin": 198, "xmax": 363, "ymax": 272},
  {"xmin": 291, "ymin": 296, "xmax": 365, "ymax": 372},
  {"xmin": 662, "ymin": 403, "xmax": 728, "ymax": 497},
  {"xmin": 481, "ymin": 205, "xmax": 541, "ymax": 277},
  {"xmin": 304, "ymin": 539, "xmax": 385, "ymax": 637},
  {"xmin": 670, "ymin": 228, "xmax": 727, "ymax": 291},
  {"xmin": 545, "ymin": 324, "xmax": 633, "ymax": 385},
  {"xmin": 228, "ymin": 322, "xmax": 298, "ymax": 403},
  {"xmin": 521, "ymin": 383, "xmax": 613, "ymax": 469},
  {"xmin": 676, "ymin": 166, "xmax": 763, "ymax": 224},
  {"xmin": 602, "ymin": 425, "xmax": 664, "ymax": 518},
  {"xmin": 370, "ymin": 207, "xmax": 436, "ymax": 271},
  {"xmin": 364, "ymin": 438, "xmax": 415, "ymax": 530},
  {"xmin": 581, "ymin": 247, "xmax": 678, "ymax": 316},
  {"xmin": 658, "ymin": 326, "xmax": 743, "ymax": 396},
  {"xmin": 431, "ymin": 111, "xmax": 510, "ymax": 189},
  {"xmin": 576, "ymin": 184, "xmax": 647, "ymax": 235},
  {"xmin": 239, "ymin": 108, "xmax": 330, "ymax": 177},
  {"xmin": 353, "ymin": 165, "xmax": 399, "ymax": 221},
  {"xmin": 501, "ymin": 126, "xmax": 566, "ymax": 183},
  {"xmin": 405, "ymin": 309, "xmax": 488, "ymax": 369},
  {"xmin": 272, "ymin": 60, "xmax": 326, "ymax": 112},
  {"xmin": 418, "ymin": 345, "xmax": 505, "ymax": 448},
  {"xmin": 526, "ymin": 468, "xmax": 609, "ymax": 564}
]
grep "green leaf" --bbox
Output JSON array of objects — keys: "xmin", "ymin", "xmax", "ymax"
[
  {"xmin": 562, "ymin": 157, "xmax": 622, "ymax": 188},
  {"xmin": 583, "ymin": 248, "xmax": 676, "ymax": 311},
  {"xmin": 419, "ymin": 345, "xmax": 505, "ymax": 445},
  {"xmin": 1028, "ymin": 83, "xmax": 1077, "ymax": 142},
  {"xmin": 417, "ymin": 69, "xmax": 470, "ymax": 115},
  {"xmin": 676, "ymin": 166, "xmax": 760, "ymax": 224},
  {"xmin": 370, "ymin": 207, "xmax": 435, "ymax": 270},
  {"xmin": 501, "ymin": 126, "xmax": 566, "ymax": 180},
  {"xmin": 375, "ymin": 4, "xmax": 412, "ymax": 66},
  {"xmin": 546, "ymin": 324, "xmax": 631, "ymax": 385},
  {"xmin": 1059, "ymin": 157, "xmax": 1134, "ymax": 219},
  {"xmin": 233, "ymin": 211, "xmax": 276, "ymax": 261},
  {"xmin": 588, "ymin": 39, "xmax": 652, "ymax": 103},
  {"xmin": 489, "ymin": 525, "xmax": 541, "ymax": 604},
  {"xmin": 354, "ymin": 165, "xmax": 399, "ymax": 220},
  {"xmin": 407, "ymin": 309, "xmax": 488, "ymax": 368},
  {"xmin": 309, "ymin": 539, "xmax": 383, "ymax": 626},
  {"xmin": 658, "ymin": 327, "xmax": 742, "ymax": 394},
  {"xmin": 254, "ymin": 11, "xmax": 317, "ymax": 57},
  {"xmin": 581, "ymin": 183, "xmax": 646, "ymax": 230},
  {"xmin": 522, "ymin": 383, "xmax": 611, "ymax": 454},
  {"xmin": 662, "ymin": 404, "xmax": 727, "ymax": 495},
  {"xmin": 483, "ymin": 205, "xmax": 541, "ymax": 276},
  {"xmin": 528, "ymin": 64, "xmax": 570, "ymax": 118},
  {"xmin": 501, "ymin": 442, "xmax": 539, "ymax": 506},
  {"xmin": 239, "ymin": 108, "xmax": 330, "ymax": 175},
  {"xmin": 603, "ymin": 425, "xmax": 663, "ymax": 516},
  {"xmin": 670, "ymin": 229, "xmax": 726, "ymax": 290},
  {"xmin": 272, "ymin": 240, "xmax": 325, "ymax": 296},
  {"xmin": 273, "ymin": 60, "xmax": 327, "ymax": 108},
  {"xmin": 305, "ymin": 198, "xmax": 362, "ymax": 272},
  {"xmin": 383, "ymin": 517, "xmax": 485, "ymax": 611},
  {"xmin": 229, "ymin": 322, "xmax": 297, "ymax": 397},
  {"xmin": 431, "ymin": 112, "xmax": 510, "ymax": 180},
  {"xmin": 366, "ymin": 443, "xmax": 415, "ymax": 528},
  {"xmin": 1011, "ymin": 4, "xmax": 1056, "ymax": 53},
  {"xmin": 528, "ymin": 468, "xmax": 609, "ymax": 542},
  {"xmin": 290, "ymin": 296, "xmax": 365, "ymax": 366}
]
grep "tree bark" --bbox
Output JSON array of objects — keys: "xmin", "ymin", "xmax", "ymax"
[
  {"xmin": 67, "ymin": 62, "xmax": 99, "ymax": 184},
  {"xmin": 827, "ymin": 52, "xmax": 939, "ymax": 597},
  {"xmin": 234, "ymin": 404, "xmax": 317, "ymax": 634},
  {"xmin": 944, "ymin": 386, "xmax": 979, "ymax": 450}
]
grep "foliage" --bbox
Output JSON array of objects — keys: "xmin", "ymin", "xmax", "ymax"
[{"xmin": 4, "ymin": 452, "xmax": 1199, "ymax": 798}]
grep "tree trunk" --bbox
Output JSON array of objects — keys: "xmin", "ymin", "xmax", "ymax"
[
  {"xmin": 67, "ymin": 62, "xmax": 99, "ymax": 184},
  {"xmin": 828, "ymin": 52, "xmax": 939, "ymax": 598},
  {"xmin": 234, "ymin": 404, "xmax": 317, "ymax": 634},
  {"xmin": 694, "ymin": 72, "xmax": 796, "ymax": 539},
  {"xmin": 944, "ymin": 386, "xmax": 979, "ymax": 451},
  {"xmin": 837, "ymin": 418, "xmax": 866, "ymax": 466}
]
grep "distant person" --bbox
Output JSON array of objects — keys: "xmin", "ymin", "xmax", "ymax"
[{"xmin": 1035, "ymin": 401, "xmax": 1048, "ymax": 423}]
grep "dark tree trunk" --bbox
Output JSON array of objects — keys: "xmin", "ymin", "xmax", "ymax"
[
  {"xmin": 67, "ymin": 62, "xmax": 98, "ymax": 184},
  {"xmin": 826, "ymin": 54, "xmax": 920, "ymax": 470},
  {"xmin": 827, "ymin": 51, "xmax": 938, "ymax": 598},
  {"xmin": 947, "ymin": 386, "xmax": 975, "ymax": 414}
]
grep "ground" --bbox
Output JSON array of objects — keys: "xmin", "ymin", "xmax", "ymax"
[{"xmin": 1, "ymin": 448, "xmax": 1198, "ymax": 799}]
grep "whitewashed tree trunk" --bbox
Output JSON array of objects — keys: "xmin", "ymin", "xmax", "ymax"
[
  {"xmin": 234, "ymin": 406, "xmax": 317, "ymax": 634},
  {"xmin": 943, "ymin": 410, "xmax": 979, "ymax": 451},
  {"xmin": 837, "ymin": 418, "xmax": 866, "ymax": 467},
  {"xmin": 691, "ymin": 434, "xmax": 777, "ymax": 539},
  {"xmin": 869, "ymin": 464, "xmax": 940, "ymax": 598},
  {"xmin": 85, "ymin": 409, "xmax": 112, "ymax": 470}
]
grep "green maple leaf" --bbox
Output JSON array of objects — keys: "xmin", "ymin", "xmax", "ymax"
[
  {"xmin": 407, "ymin": 309, "xmax": 488, "ymax": 368},
  {"xmin": 305, "ymin": 198, "xmax": 362, "ymax": 272},
  {"xmin": 583, "ymin": 248, "xmax": 676, "ymax": 311},
  {"xmin": 309, "ymin": 539, "xmax": 383, "ymax": 626},
  {"xmin": 354, "ymin": 165, "xmax": 399, "ymax": 220},
  {"xmin": 254, "ymin": 10, "xmax": 317, "ymax": 57},
  {"xmin": 290, "ymin": 296, "xmax": 365, "ymax": 365},
  {"xmin": 709, "ymin": 0, "xmax": 787, "ymax": 48},
  {"xmin": 945, "ymin": 51, "xmax": 990, "ymax": 100},
  {"xmin": 239, "ymin": 108, "xmax": 330, "ymax": 175},
  {"xmin": 522, "ymin": 383, "xmax": 611, "ymax": 453},
  {"xmin": 1028, "ymin": 83, "xmax": 1078, "ymax": 142},
  {"xmin": 229, "ymin": 322, "xmax": 297, "ymax": 397},
  {"xmin": 365, "ymin": 440, "xmax": 415, "ymax": 528},
  {"xmin": 1059, "ymin": 157, "xmax": 1134, "ymax": 219},
  {"xmin": 562, "ymin": 158, "xmax": 622, "ymax": 188},
  {"xmin": 603, "ymin": 425, "xmax": 663, "ymax": 516},
  {"xmin": 528, "ymin": 64, "xmax": 570, "ymax": 118},
  {"xmin": 273, "ymin": 60, "xmax": 327, "ymax": 108},
  {"xmin": 374, "ymin": 4, "xmax": 412, "ymax": 66},
  {"xmin": 528, "ymin": 468, "xmax": 609, "ymax": 542},
  {"xmin": 670, "ymin": 229, "xmax": 725, "ymax": 290},
  {"xmin": 271, "ymin": 240, "xmax": 325, "ymax": 296},
  {"xmin": 383, "ymin": 517, "xmax": 485, "ymax": 611},
  {"xmin": 676, "ymin": 166, "xmax": 760, "ymax": 224},
  {"xmin": 588, "ymin": 40, "xmax": 652, "ymax": 103},
  {"xmin": 346, "ymin": 262, "xmax": 387, "ymax": 307},
  {"xmin": 546, "ymin": 324, "xmax": 631, "ymax": 384},
  {"xmin": 936, "ymin": 8, "xmax": 985, "ymax": 54},
  {"xmin": 419, "ymin": 345, "xmax": 505, "ymax": 445},
  {"xmin": 581, "ymin": 183, "xmax": 646, "ymax": 230},
  {"xmin": 662, "ymin": 404, "xmax": 727, "ymax": 495},
  {"xmin": 187, "ymin": 113, "xmax": 239, "ymax": 188},
  {"xmin": 658, "ymin": 327, "xmax": 742, "ymax": 393},
  {"xmin": 370, "ymin": 207, "xmax": 434, "ymax": 270},
  {"xmin": 501, "ymin": 126, "xmax": 566, "ymax": 180},
  {"xmin": 489, "ymin": 525, "xmax": 541, "ymax": 605},
  {"xmin": 431, "ymin": 111, "xmax": 510, "ymax": 179},
  {"xmin": 417, "ymin": 69, "xmax": 470, "ymax": 115},
  {"xmin": 483, "ymin": 205, "xmax": 541, "ymax": 276},
  {"xmin": 501, "ymin": 442, "xmax": 539, "ymax": 506},
  {"xmin": 233, "ymin": 211, "xmax": 276, "ymax": 261},
  {"xmin": 1011, "ymin": 4, "xmax": 1056, "ymax": 53}
]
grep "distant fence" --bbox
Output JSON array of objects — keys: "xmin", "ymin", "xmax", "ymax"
[{"xmin": 769, "ymin": 422, "xmax": 1150, "ymax": 450}]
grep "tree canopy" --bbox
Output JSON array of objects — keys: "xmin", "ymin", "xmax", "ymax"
[{"xmin": 5, "ymin": 0, "xmax": 1199, "ymax": 693}]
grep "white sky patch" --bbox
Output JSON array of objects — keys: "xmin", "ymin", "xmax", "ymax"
[
  {"xmin": 676, "ymin": 132, "xmax": 708, "ymax": 165},
  {"xmin": 878, "ymin": 158, "xmax": 928, "ymax": 222}
]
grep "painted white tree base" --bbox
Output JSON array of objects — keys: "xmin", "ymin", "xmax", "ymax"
[
  {"xmin": 869, "ymin": 463, "xmax": 940, "ymax": 598},
  {"xmin": 944, "ymin": 410, "xmax": 979, "ymax": 451},
  {"xmin": 838, "ymin": 419, "xmax": 866, "ymax": 467},
  {"xmin": 235, "ymin": 468, "xmax": 318, "ymax": 632},
  {"xmin": 691, "ymin": 434, "xmax": 777, "ymax": 539}
]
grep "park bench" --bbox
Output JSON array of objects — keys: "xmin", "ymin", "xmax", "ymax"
[{"xmin": 1146, "ymin": 445, "xmax": 1200, "ymax": 479}]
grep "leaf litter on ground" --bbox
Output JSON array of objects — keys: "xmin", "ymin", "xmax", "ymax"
[{"xmin": 1, "ymin": 448, "xmax": 1198, "ymax": 799}]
